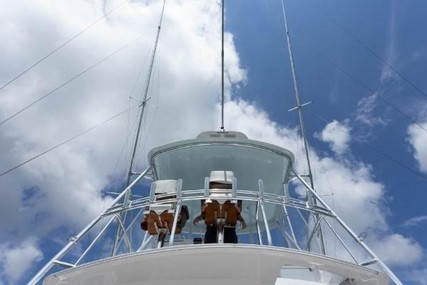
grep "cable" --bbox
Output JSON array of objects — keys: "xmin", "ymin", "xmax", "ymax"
[
  {"xmin": 282, "ymin": 7, "xmax": 427, "ymax": 182},
  {"xmin": 0, "ymin": 104, "xmax": 139, "ymax": 178},
  {"xmin": 126, "ymin": 0, "xmax": 166, "ymax": 186},
  {"xmin": 286, "ymin": 31, "xmax": 427, "ymax": 184},
  {"xmin": 0, "ymin": 1, "xmax": 128, "ymax": 92},
  {"xmin": 322, "ymin": 12, "xmax": 427, "ymax": 101},
  {"xmin": 326, "ymin": 59, "xmax": 427, "ymax": 133},
  {"xmin": 317, "ymin": 115, "xmax": 427, "ymax": 182},
  {"xmin": 281, "ymin": 0, "xmax": 327, "ymax": 256},
  {"xmin": 0, "ymin": 34, "xmax": 142, "ymax": 127},
  {"xmin": 286, "ymin": 30, "xmax": 427, "ymax": 135},
  {"xmin": 281, "ymin": 0, "xmax": 314, "ymax": 189}
]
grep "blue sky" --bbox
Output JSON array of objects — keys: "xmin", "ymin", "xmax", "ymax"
[
  {"xmin": 0, "ymin": 0, "xmax": 426, "ymax": 284},
  {"xmin": 229, "ymin": 0, "xmax": 427, "ymax": 236},
  {"xmin": 227, "ymin": 1, "xmax": 427, "ymax": 281}
]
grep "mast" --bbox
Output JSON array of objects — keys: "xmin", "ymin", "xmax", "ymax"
[{"xmin": 280, "ymin": 0, "xmax": 326, "ymax": 254}]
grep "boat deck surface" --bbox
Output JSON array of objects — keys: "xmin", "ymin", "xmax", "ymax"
[{"xmin": 44, "ymin": 244, "xmax": 387, "ymax": 285}]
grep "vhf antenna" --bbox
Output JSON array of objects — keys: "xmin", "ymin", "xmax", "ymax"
[{"xmin": 220, "ymin": 0, "xmax": 225, "ymax": 131}]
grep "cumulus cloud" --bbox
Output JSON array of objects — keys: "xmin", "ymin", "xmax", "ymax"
[
  {"xmin": 311, "ymin": 156, "xmax": 387, "ymax": 234},
  {"xmin": 0, "ymin": 239, "xmax": 43, "ymax": 283},
  {"xmin": 315, "ymin": 120, "xmax": 351, "ymax": 155},
  {"xmin": 226, "ymin": 100, "xmax": 424, "ymax": 273},
  {"xmin": 0, "ymin": 0, "xmax": 423, "ymax": 284},
  {"xmin": 372, "ymin": 234, "xmax": 423, "ymax": 266},
  {"xmin": 0, "ymin": 0, "xmax": 244, "ymax": 283}
]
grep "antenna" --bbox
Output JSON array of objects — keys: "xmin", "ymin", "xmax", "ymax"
[
  {"xmin": 281, "ymin": 1, "xmax": 313, "ymax": 189},
  {"xmin": 281, "ymin": 0, "xmax": 326, "ymax": 254},
  {"xmin": 220, "ymin": 0, "xmax": 225, "ymax": 131}
]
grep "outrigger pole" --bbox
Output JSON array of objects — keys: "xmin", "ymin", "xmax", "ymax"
[
  {"xmin": 126, "ymin": 0, "xmax": 167, "ymax": 186},
  {"xmin": 112, "ymin": 0, "xmax": 167, "ymax": 255},
  {"xmin": 280, "ymin": 0, "xmax": 326, "ymax": 254}
]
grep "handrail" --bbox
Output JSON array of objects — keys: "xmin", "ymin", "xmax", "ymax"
[
  {"xmin": 28, "ymin": 167, "xmax": 151, "ymax": 285},
  {"xmin": 29, "ymin": 173, "xmax": 401, "ymax": 284}
]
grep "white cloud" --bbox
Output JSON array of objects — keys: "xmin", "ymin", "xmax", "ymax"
[
  {"xmin": 0, "ymin": 0, "xmax": 244, "ymax": 283},
  {"xmin": 225, "ymin": 101, "xmax": 425, "ymax": 272},
  {"xmin": 0, "ymin": 239, "xmax": 43, "ymax": 283},
  {"xmin": 0, "ymin": 0, "xmax": 423, "ymax": 283},
  {"xmin": 403, "ymin": 215, "xmax": 427, "ymax": 227},
  {"xmin": 316, "ymin": 120, "xmax": 350, "ymax": 155},
  {"xmin": 407, "ymin": 121, "xmax": 427, "ymax": 173},
  {"xmin": 372, "ymin": 234, "xmax": 423, "ymax": 267},
  {"xmin": 311, "ymin": 156, "xmax": 387, "ymax": 234},
  {"xmin": 380, "ymin": 1, "xmax": 398, "ymax": 83},
  {"xmin": 355, "ymin": 93, "xmax": 388, "ymax": 127}
]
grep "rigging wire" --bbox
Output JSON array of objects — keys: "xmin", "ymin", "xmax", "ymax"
[
  {"xmin": 0, "ymin": 0, "xmax": 128, "ymax": 92},
  {"xmin": 327, "ymin": 59, "xmax": 427, "ymax": 133},
  {"xmin": 317, "ymin": 115, "xmax": 427, "ymax": 182},
  {"xmin": 280, "ymin": 8, "xmax": 427, "ymax": 188},
  {"xmin": 123, "ymin": 49, "xmax": 154, "ymax": 176},
  {"xmin": 287, "ymin": 30, "xmax": 427, "ymax": 135},
  {"xmin": 112, "ymin": 0, "xmax": 166, "ymax": 256},
  {"xmin": 107, "ymin": 59, "xmax": 155, "ymax": 193},
  {"xmin": 138, "ymin": 54, "xmax": 161, "ymax": 166},
  {"xmin": 322, "ymin": 12, "xmax": 427, "ymax": 101},
  {"xmin": 280, "ymin": 4, "xmax": 427, "ymax": 185},
  {"xmin": 126, "ymin": 0, "xmax": 166, "ymax": 186},
  {"xmin": 0, "ymin": 104, "xmax": 138, "ymax": 178},
  {"xmin": 281, "ymin": 0, "xmax": 314, "ymax": 189},
  {"xmin": 281, "ymin": 0, "xmax": 326, "ymax": 256},
  {"xmin": 287, "ymin": 27, "xmax": 427, "ymax": 185},
  {"xmin": 0, "ymin": 35, "xmax": 143, "ymax": 128}
]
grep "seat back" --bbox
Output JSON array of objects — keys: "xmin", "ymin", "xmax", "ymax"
[
  {"xmin": 142, "ymin": 179, "xmax": 188, "ymax": 238},
  {"xmin": 152, "ymin": 179, "xmax": 178, "ymax": 201},
  {"xmin": 209, "ymin": 170, "xmax": 233, "ymax": 191},
  {"xmin": 206, "ymin": 170, "xmax": 235, "ymax": 203},
  {"xmin": 148, "ymin": 179, "xmax": 178, "ymax": 214}
]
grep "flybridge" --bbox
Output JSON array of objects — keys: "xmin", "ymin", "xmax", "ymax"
[
  {"xmin": 29, "ymin": 131, "xmax": 401, "ymax": 285},
  {"xmin": 147, "ymin": 131, "xmax": 295, "ymax": 233},
  {"xmin": 148, "ymin": 131, "xmax": 294, "ymax": 192}
]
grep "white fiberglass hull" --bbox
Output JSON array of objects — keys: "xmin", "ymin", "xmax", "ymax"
[{"xmin": 44, "ymin": 245, "xmax": 387, "ymax": 285}]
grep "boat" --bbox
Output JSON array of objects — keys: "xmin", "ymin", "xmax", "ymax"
[
  {"xmin": 29, "ymin": 129, "xmax": 402, "ymax": 285},
  {"xmin": 28, "ymin": 1, "xmax": 404, "ymax": 284}
]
